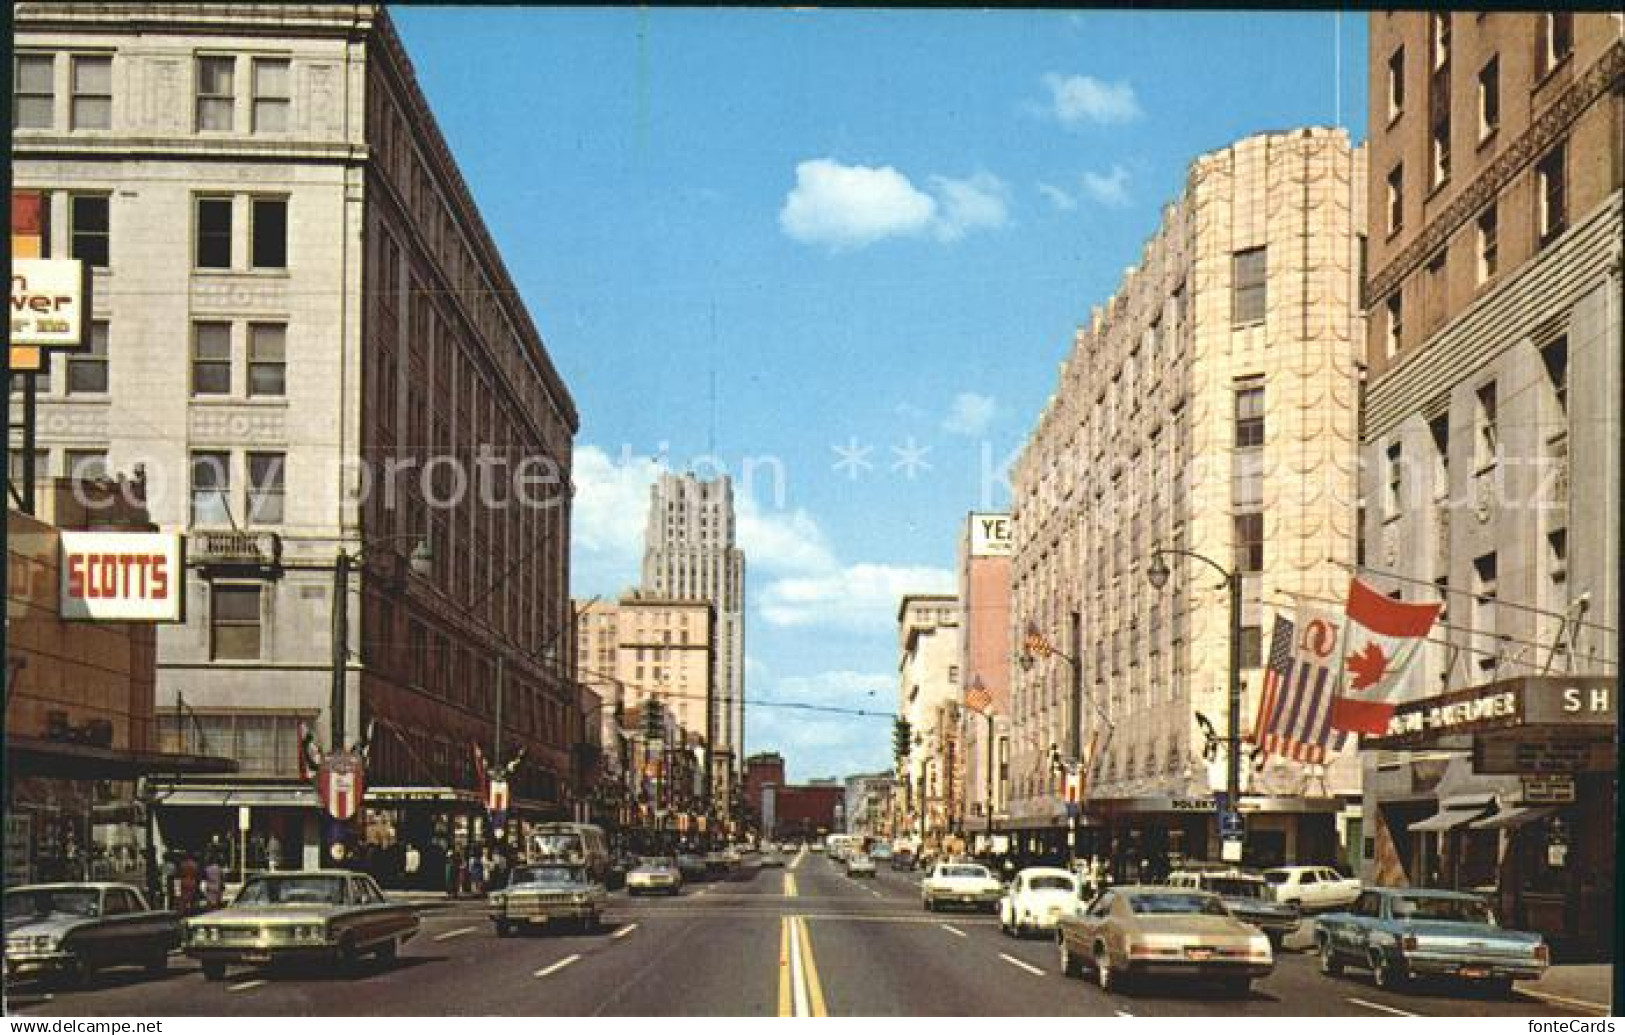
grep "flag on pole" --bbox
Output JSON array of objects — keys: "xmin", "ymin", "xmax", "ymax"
[
  {"xmin": 1330, "ymin": 578, "xmax": 1442, "ymax": 736},
  {"xmin": 1023, "ymin": 622, "xmax": 1054, "ymax": 659},
  {"xmin": 964, "ymin": 680, "xmax": 994, "ymax": 716},
  {"xmin": 1252, "ymin": 605, "xmax": 1349, "ymax": 764}
]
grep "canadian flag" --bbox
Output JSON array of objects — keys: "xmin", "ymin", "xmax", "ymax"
[{"xmin": 1330, "ymin": 578, "xmax": 1442, "ymax": 736}]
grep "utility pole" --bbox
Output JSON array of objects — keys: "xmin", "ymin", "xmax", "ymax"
[
  {"xmin": 494, "ymin": 652, "xmax": 505, "ymax": 772},
  {"xmin": 330, "ymin": 551, "xmax": 351, "ymax": 750}
]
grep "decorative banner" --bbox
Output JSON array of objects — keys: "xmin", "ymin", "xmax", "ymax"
[
  {"xmin": 59, "ymin": 532, "xmax": 185, "ymax": 622},
  {"xmin": 1331, "ymin": 579, "xmax": 1442, "ymax": 736},
  {"xmin": 487, "ymin": 778, "xmax": 511, "ymax": 838},
  {"xmin": 317, "ymin": 750, "xmax": 367, "ymax": 821}
]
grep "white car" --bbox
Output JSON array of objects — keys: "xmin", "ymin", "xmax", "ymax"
[
  {"xmin": 1262, "ymin": 866, "xmax": 1362, "ymax": 913},
  {"xmin": 922, "ymin": 862, "xmax": 1004, "ymax": 913},
  {"xmin": 845, "ymin": 853, "xmax": 877, "ymax": 878},
  {"xmin": 999, "ymin": 867, "xmax": 1083, "ymax": 937}
]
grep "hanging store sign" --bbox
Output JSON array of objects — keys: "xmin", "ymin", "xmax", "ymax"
[
  {"xmin": 1521, "ymin": 775, "xmax": 1576, "ymax": 805},
  {"xmin": 11, "ymin": 258, "xmax": 89, "ymax": 349},
  {"xmin": 59, "ymin": 531, "xmax": 185, "ymax": 623},
  {"xmin": 1365, "ymin": 676, "xmax": 1616, "ymax": 750}
]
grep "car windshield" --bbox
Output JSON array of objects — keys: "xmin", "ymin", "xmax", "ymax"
[
  {"xmin": 1206, "ymin": 878, "xmax": 1266, "ymax": 899},
  {"xmin": 531, "ymin": 834, "xmax": 585, "ymax": 860},
  {"xmin": 511, "ymin": 865, "xmax": 583, "ymax": 886},
  {"xmin": 1029, "ymin": 876, "xmax": 1076, "ymax": 892},
  {"xmin": 235, "ymin": 876, "xmax": 347, "ymax": 906},
  {"xmin": 1128, "ymin": 892, "xmax": 1230, "ymax": 916},
  {"xmin": 1262, "ymin": 871, "xmax": 1288, "ymax": 885},
  {"xmin": 1391, "ymin": 895, "xmax": 1492, "ymax": 924},
  {"xmin": 4, "ymin": 888, "xmax": 100, "ymax": 919},
  {"xmin": 941, "ymin": 865, "xmax": 991, "ymax": 879}
]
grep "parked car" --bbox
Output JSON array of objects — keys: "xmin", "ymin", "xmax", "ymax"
[
  {"xmin": 5, "ymin": 883, "xmax": 180, "ymax": 987},
  {"xmin": 490, "ymin": 862, "xmax": 609, "ymax": 936},
  {"xmin": 1262, "ymin": 866, "xmax": 1361, "ymax": 913},
  {"xmin": 1166, "ymin": 870, "xmax": 1300, "ymax": 947},
  {"xmin": 703, "ymin": 849, "xmax": 733, "ymax": 876},
  {"xmin": 999, "ymin": 867, "xmax": 1082, "ymax": 938},
  {"xmin": 869, "ymin": 844, "xmax": 894, "ymax": 864},
  {"xmin": 760, "ymin": 848, "xmax": 786, "ymax": 868},
  {"xmin": 626, "ymin": 857, "xmax": 683, "ymax": 897},
  {"xmin": 808, "ymin": 842, "xmax": 825, "ymax": 854},
  {"xmin": 890, "ymin": 848, "xmax": 915, "ymax": 872},
  {"xmin": 677, "ymin": 853, "xmax": 709, "ymax": 883},
  {"xmin": 1314, "ymin": 888, "xmax": 1548, "ymax": 997},
  {"xmin": 184, "ymin": 871, "xmax": 418, "ymax": 981},
  {"xmin": 845, "ymin": 853, "xmax": 877, "ymax": 878},
  {"xmin": 1056, "ymin": 886, "xmax": 1274, "ymax": 997},
  {"xmin": 921, "ymin": 862, "xmax": 1004, "ymax": 913}
]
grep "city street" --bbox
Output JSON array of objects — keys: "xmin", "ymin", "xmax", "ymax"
[{"xmin": 7, "ymin": 851, "xmax": 1605, "ymax": 1018}]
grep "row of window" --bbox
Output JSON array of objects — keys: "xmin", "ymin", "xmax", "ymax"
[
  {"xmin": 191, "ymin": 450, "xmax": 286, "ymax": 526},
  {"xmin": 26, "ymin": 191, "xmax": 288, "ymax": 273},
  {"xmin": 15, "ymin": 51, "xmax": 292, "ymax": 134},
  {"xmin": 13, "ymin": 318, "xmax": 288, "ymax": 401},
  {"xmin": 1386, "ymin": 13, "xmax": 1572, "ymax": 128}
]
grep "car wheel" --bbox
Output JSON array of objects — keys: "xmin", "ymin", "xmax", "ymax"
[
  {"xmin": 923, "ymin": 897, "xmax": 934, "ymax": 912},
  {"xmin": 1058, "ymin": 936, "xmax": 1083, "ymax": 979},
  {"xmin": 1370, "ymin": 951, "xmax": 1408, "ymax": 992},
  {"xmin": 1095, "ymin": 943, "xmax": 1121, "ymax": 993},
  {"xmin": 375, "ymin": 938, "xmax": 399, "ymax": 963},
  {"xmin": 145, "ymin": 952, "xmax": 170, "ymax": 977},
  {"xmin": 338, "ymin": 936, "xmax": 362, "ymax": 974},
  {"xmin": 1486, "ymin": 976, "xmax": 1516, "ymax": 1000},
  {"xmin": 201, "ymin": 960, "xmax": 227, "ymax": 982},
  {"xmin": 1318, "ymin": 936, "xmax": 1343, "ymax": 976}
]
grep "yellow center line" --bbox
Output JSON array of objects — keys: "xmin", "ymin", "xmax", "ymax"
[
  {"xmin": 794, "ymin": 915, "xmax": 828, "ymax": 1017},
  {"xmin": 783, "ymin": 872, "xmax": 798, "ymax": 898},
  {"xmin": 777, "ymin": 917, "xmax": 793, "ymax": 1017}
]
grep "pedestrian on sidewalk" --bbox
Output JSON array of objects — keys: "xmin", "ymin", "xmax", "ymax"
[
  {"xmin": 202, "ymin": 854, "xmax": 224, "ymax": 910},
  {"xmin": 178, "ymin": 853, "xmax": 200, "ymax": 915},
  {"xmin": 469, "ymin": 852, "xmax": 486, "ymax": 896}
]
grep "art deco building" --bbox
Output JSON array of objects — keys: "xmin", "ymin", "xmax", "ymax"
[
  {"xmin": 11, "ymin": 3, "xmax": 578, "ymax": 871},
  {"xmin": 1357, "ymin": 13, "xmax": 1619, "ymax": 958},
  {"xmin": 1009, "ymin": 128, "xmax": 1367, "ymax": 874}
]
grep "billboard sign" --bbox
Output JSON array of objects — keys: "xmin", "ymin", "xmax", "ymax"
[
  {"xmin": 59, "ymin": 531, "xmax": 185, "ymax": 622},
  {"xmin": 968, "ymin": 512, "xmax": 1012, "ymax": 557},
  {"xmin": 11, "ymin": 258, "xmax": 89, "ymax": 349}
]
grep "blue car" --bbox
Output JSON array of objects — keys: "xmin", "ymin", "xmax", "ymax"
[{"xmin": 1313, "ymin": 887, "xmax": 1547, "ymax": 997}]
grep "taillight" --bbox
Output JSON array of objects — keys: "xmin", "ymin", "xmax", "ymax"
[
  {"xmin": 1401, "ymin": 935, "xmax": 1418, "ymax": 951},
  {"xmin": 1535, "ymin": 943, "xmax": 1550, "ymax": 964}
]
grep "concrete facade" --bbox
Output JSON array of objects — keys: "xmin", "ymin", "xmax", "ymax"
[
  {"xmin": 896, "ymin": 594, "xmax": 962, "ymax": 846},
  {"xmin": 1008, "ymin": 128, "xmax": 1368, "ymax": 868}
]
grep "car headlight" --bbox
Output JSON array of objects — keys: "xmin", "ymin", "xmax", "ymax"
[
  {"xmin": 573, "ymin": 892, "xmax": 588, "ymax": 903},
  {"xmin": 1249, "ymin": 935, "xmax": 1272, "ymax": 957}
]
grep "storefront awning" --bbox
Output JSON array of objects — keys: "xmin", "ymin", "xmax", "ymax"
[
  {"xmin": 1409, "ymin": 794, "xmax": 1495, "ymax": 832},
  {"xmin": 1469, "ymin": 805, "xmax": 1559, "ymax": 830},
  {"xmin": 6, "ymin": 735, "xmax": 237, "ymax": 780}
]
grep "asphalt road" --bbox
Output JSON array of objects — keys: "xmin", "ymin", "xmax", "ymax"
[{"xmin": 5, "ymin": 850, "xmax": 1605, "ymax": 1017}]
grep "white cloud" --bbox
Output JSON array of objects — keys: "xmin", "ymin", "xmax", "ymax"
[
  {"xmin": 779, "ymin": 160, "xmax": 1009, "ymax": 250},
  {"xmin": 941, "ymin": 391, "xmax": 996, "ymax": 437},
  {"xmin": 1037, "ymin": 182, "xmax": 1078, "ymax": 211},
  {"xmin": 737, "ymin": 494, "xmax": 837, "ymax": 576},
  {"xmin": 1041, "ymin": 73, "xmax": 1143, "ymax": 126},
  {"xmin": 759, "ymin": 561, "xmax": 955, "ymax": 631},
  {"xmin": 1081, "ymin": 165, "xmax": 1132, "ymax": 207},
  {"xmin": 779, "ymin": 159, "xmax": 937, "ymax": 249},
  {"xmin": 569, "ymin": 444, "xmax": 661, "ymax": 595}
]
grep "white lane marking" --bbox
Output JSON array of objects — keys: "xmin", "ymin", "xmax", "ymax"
[
  {"xmin": 1115, "ymin": 1010, "xmax": 1135, "ymax": 1018},
  {"xmin": 999, "ymin": 952, "xmax": 1045, "ymax": 976},
  {"xmin": 939, "ymin": 923, "xmax": 968, "ymax": 938},
  {"xmin": 868, "ymin": 888, "xmax": 883, "ymax": 899},
  {"xmin": 1518, "ymin": 989, "xmax": 1609, "ymax": 1014},
  {"xmin": 534, "ymin": 953, "xmax": 582, "ymax": 978},
  {"xmin": 611, "ymin": 923, "xmax": 638, "ymax": 940},
  {"xmin": 227, "ymin": 979, "xmax": 266, "ymax": 992},
  {"xmin": 433, "ymin": 925, "xmax": 478, "ymax": 941},
  {"xmin": 1347, "ymin": 998, "xmax": 1421, "ymax": 1017}
]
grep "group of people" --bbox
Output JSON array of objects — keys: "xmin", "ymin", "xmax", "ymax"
[{"xmin": 157, "ymin": 848, "xmax": 229, "ymax": 914}]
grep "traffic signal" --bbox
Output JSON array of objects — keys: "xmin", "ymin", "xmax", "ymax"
[
  {"xmin": 643, "ymin": 699, "xmax": 665, "ymax": 740},
  {"xmin": 892, "ymin": 718, "xmax": 912, "ymax": 762}
]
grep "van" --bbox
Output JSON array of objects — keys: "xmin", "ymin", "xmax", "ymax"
[{"xmin": 527, "ymin": 823, "xmax": 611, "ymax": 885}]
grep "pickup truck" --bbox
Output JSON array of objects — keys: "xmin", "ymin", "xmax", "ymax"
[
  {"xmin": 1261, "ymin": 866, "xmax": 1361, "ymax": 913},
  {"xmin": 1314, "ymin": 887, "xmax": 1547, "ymax": 996}
]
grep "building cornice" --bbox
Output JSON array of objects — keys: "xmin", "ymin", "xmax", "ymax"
[{"xmin": 1364, "ymin": 38, "xmax": 1625, "ymax": 310}]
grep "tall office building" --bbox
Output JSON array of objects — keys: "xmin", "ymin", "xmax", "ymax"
[{"xmin": 641, "ymin": 472, "xmax": 745, "ymax": 811}]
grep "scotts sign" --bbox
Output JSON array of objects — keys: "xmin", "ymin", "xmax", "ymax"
[
  {"xmin": 1364, "ymin": 676, "xmax": 1616, "ymax": 750},
  {"xmin": 11, "ymin": 258, "xmax": 89, "ymax": 348},
  {"xmin": 59, "ymin": 531, "xmax": 186, "ymax": 622}
]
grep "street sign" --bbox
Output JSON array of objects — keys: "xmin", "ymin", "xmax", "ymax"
[
  {"xmin": 1221, "ymin": 838, "xmax": 1244, "ymax": 863},
  {"xmin": 1220, "ymin": 811, "xmax": 1245, "ymax": 837}
]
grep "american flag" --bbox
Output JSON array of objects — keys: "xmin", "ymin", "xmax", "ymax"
[
  {"xmin": 1253, "ymin": 608, "xmax": 1348, "ymax": 765},
  {"xmin": 1023, "ymin": 622, "xmax": 1054, "ymax": 659},
  {"xmin": 964, "ymin": 680, "xmax": 994, "ymax": 716}
]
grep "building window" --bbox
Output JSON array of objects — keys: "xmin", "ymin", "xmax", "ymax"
[
  {"xmin": 1231, "ymin": 247, "xmax": 1266, "ymax": 325},
  {"xmin": 14, "ymin": 53, "xmax": 54, "ymax": 129},
  {"xmin": 1232, "ymin": 442, "xmax": 1262, "ymax": 507},
  {"xmin": 1478, "ymin": 56, "xmax": 1500, "ymax": 140},
  {"xmin": 192, "ymin": 322, "xmax": 232, "ymax": 395},
  {"xmin": 251, "ymin": 198, "xmax": 288, "ymax": 269},
  {"xmin": 195, "ymin": 197, "xmax": 232, "ymax": 269},
  {"xmin": 70, "ymin": 195, "xmax": 109, "ymax": 268},
  {"xmin": 251, "ymin": 58, "xmax": 290, "ymax": 133},
  {"xmin": 1385, "ymin": 441, "xmax": 1404, "ymax": 519},
  {"xmin": 191, "ymin": 451, "xmax": 232, "ymax": 526},
  {"xmin": 248, "ymin": 322, "xmax": 286, "ymax": 396},
  {"xmin": 1239, "ymin": 625, "xmax": 1263, "ymax": 669},
  {"xmin": 1386, "ymin": 46, "xmax": 1405, "ymax": 120},
  {"xmin": 1386, "ymin": 165, "xmax": 1404, "ymax": 235},
  {"xmin": 1233, "ymin": 512, "xmax": 1263, "ymax": 573},
  {"xmin": 1537, "ymin": 12, "xmax": 1573, "ymax": 79},
  {"xmin": 1476, "ymin": 205, "xmax": 1498, "ymax": 283},
  {"xmin": 196, "ymin": 55, "xmax": 235, "ymax": 132},
  {"xmin": 1429, "ymin": 108, "xmax": 1450, "ymax": 188},
  {"xmin": 1475, "ymin": 381, "xmax": 1498, "ymax": 468},
  {"xmin": 1233, "ymin": 384, "xmax": 1263, "ymax": 447},
  {"xmin": 65, "ymin": 449, "xmax": 108, "ymax": 481},
  {"xmin": 248, "ymin": 452, "xmax": 285, "ymax": 524},
  {"xmin": 1428, "ymin": 414, "xmax": 1450, "ymax": 497},
  {"xmin": 1536, "ymin": 143, "xmax": 1566, "ymax": 246},
  {"xmin": 1472, "ymin": 552, "xmax": 1498, "ymax": 674},
  {"xmin": 1430, "ymin": 12, "xmax": 1450, "ymax": 71},
  {"xmin": 69, "ymin": 55, "xmax": 111, "ymax": 130},
  {"xmin": 210, "ymin": 583, "xmax": 262, "ymax": 660},
  {"xmin": 65, "ymin": 320, "xmax": 109, "ymax": 395},
  {"xmin": 1385, "ymin": 291, "xmax": 1403, "ymax": 359},
  {"xmin": 1424, "ymin": 251, "xmax": 1446, "ymax": 333},
  {"xmin": 1541, "ymin": 335, "xmax": 1568, "ymax": 415}
]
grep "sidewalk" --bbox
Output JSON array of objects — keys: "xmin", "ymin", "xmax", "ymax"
[
  {"xmin": 384, "ymin": 889, "xmax": 466, "ymax": 911},
  {"xmin": 1518, "ymin": 964, "xmax": 1614, "ymax": 1014}
]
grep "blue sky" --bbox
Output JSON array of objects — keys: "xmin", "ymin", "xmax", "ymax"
[{"xmin": 393, "ymin": 8, "xmax": 1368, "ymax": 783}]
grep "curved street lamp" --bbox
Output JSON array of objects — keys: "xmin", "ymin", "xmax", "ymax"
[{"xmin": 1146, "ymin": 541, "xmax": 1245, "ymax": 861}]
